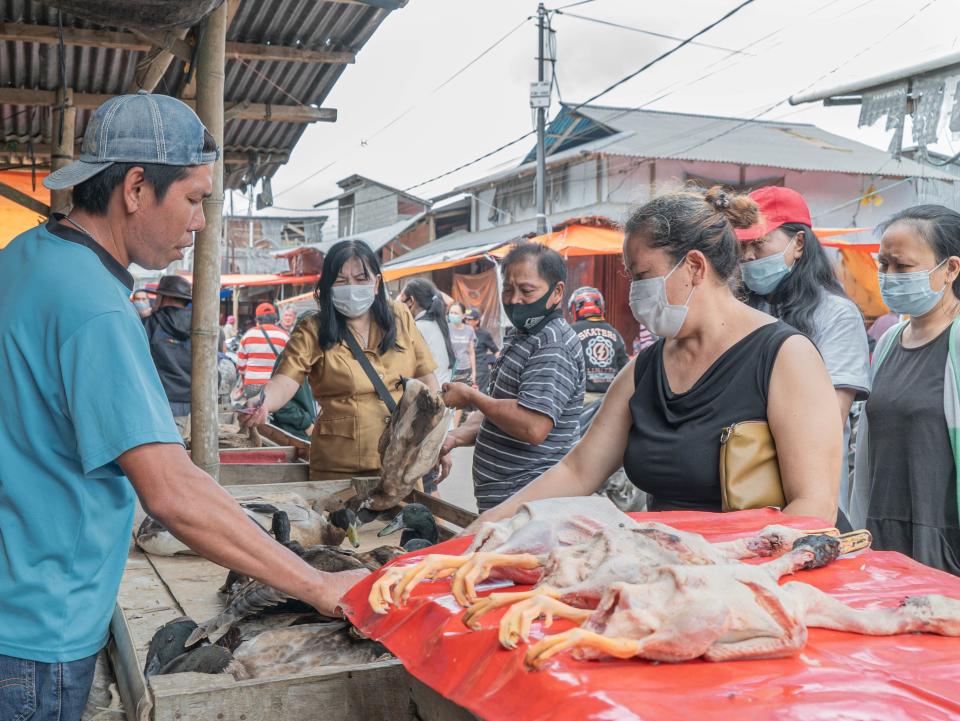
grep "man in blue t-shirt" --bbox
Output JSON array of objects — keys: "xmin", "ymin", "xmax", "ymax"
[{"xmin": 0, "ymin": 93, "xmax": 366, "ymax": 721}]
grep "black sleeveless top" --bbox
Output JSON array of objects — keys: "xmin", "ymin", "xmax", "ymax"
[{"xmin": 623, "ymin": 321, "xmax": 800, "ymax": 512}]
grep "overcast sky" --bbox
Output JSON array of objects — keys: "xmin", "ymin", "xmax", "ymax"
[{"xmin": 236, "ymin": 0, "xmax": 960, "ymax": 232}]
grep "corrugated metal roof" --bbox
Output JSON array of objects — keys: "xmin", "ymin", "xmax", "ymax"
[
  {"xmin": 460, "ymin": 104, "xmax": 957, "ymax": 189},
  {"xmin": 275, "ymin": 211, "xmax": 426, "ymax": 258},
  {"xmin": 0, "ymin": 0, "xmax": 403, "ymax": 189},
  {"xmin": 385, "ymin": 201, "xmax": 631, "ymax": 266}
]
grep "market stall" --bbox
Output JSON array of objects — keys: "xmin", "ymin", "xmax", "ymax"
[{"xmin": 344, "ymin": 508, "xmax": 960, "ymax": 721}]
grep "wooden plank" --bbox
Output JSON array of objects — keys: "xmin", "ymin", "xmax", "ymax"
[
  {"xmin": 146, "ymin": 554, "xmax": 228, "ymax": 622},
  {"xmin": 0, "ymin": 21, "xmax": 150, "ymax": 51},
  {"xmin": 0, "ymin": 179, "xmax": 49, "ymax": 215},
  {"xmin": 129, "ymin": 27, "xmax": 190, "ymax": 93},
  {"xmin": 108, "ymin": 605, "xmax": 154, "ymax": 721},
  {"xmin": 0, "ymin": 142, "xmax": 289, "ymax": 165},
  {"xmin": 219, "ymin": 462, "xmax": 310, "ymax": 485},
  {"xmin": 0, "ymin": 22, "xmax": 354, "ymax": 64},
  {"xmin": 226, "ymin": 42, "xmax": 355, "ymax": 64},
  {"xmin": 408, "ymin": 490, "xmax": 477, "ymax": 530},
  {"xmin": 149, "ymin": 660, "xmax": 415, "ymax": 721},
  {"xmin": 0, "ymin": 88, "xmax": 334, "ymax": 124},
  {"xmin": 258, "ymin": 423, "xmax": 310, "ymax": 461},
  {"xmin": 409, "ymin": 675, "xmax": 481, "ymax": 721}
]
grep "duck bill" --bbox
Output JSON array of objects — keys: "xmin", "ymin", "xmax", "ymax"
[
  {"xmin": 346, "ymin": 521, "xmax": 361, "ymax": 548},
  {"xmin": 377, "ymin": 513, "xmax": 407, "ymax": 538}
]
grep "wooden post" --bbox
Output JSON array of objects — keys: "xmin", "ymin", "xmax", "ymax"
[
  {"xmin": 190, "ymin": 3, "xmax": 227, "ymax": 481},
  {"xmin": 50, "ymin": 87, "xmax": 75, "ymax": 215}
]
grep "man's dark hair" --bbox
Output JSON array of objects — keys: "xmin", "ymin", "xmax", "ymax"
[
  {"xmin": 258, "ymin": 313, "xmax": 278, "ymax": 325},
  {"xmin": 500, "ymin": 242, "xmax": 567, "ymax": 286},
  {"xmin": 72, "ymin": 129, "xmax": 218, "ymax": 215}
]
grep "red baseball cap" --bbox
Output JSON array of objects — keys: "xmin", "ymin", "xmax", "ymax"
[
  {"xmin": 735, "ymin": 187, "xmax": 812, "ymax": 242},
  {"xmin": 255, "ymin": 302, "xmax": 277, "ymax": 317}
]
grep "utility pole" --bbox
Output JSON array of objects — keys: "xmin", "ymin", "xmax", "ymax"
[{"xmin": 533, "ymin": 2, "xmax": 549, "ymax": 235}]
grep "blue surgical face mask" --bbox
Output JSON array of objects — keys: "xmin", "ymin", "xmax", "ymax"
[
  {"xmin": 740, "ymin": 237, "xmax": 796, "ymax": 295},
  {"xmin": 879, "ymin": 259, "xmax": 948, "ymax": 317}
]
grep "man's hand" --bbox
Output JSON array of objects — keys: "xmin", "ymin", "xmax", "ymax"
[
  {"xmin": 305, "ymin": 568, "xmax": 371, "ymax": 617},
  {"xmin": 435, "ymin": 432, "xmax": 458, "ymax": 483},
  {"xmin": 441, "ymin": 382, "xmax": 475, "ymax": 409}
]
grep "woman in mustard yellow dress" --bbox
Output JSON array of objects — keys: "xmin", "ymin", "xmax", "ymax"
[{"xmin": 240, "ymin": 240, "xmax": 437, "ymax": 480}]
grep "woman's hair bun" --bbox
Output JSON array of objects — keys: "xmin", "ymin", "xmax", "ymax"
[{"xmin": 704, "ymin": 185, "xmax": 759, "ymax": 230}]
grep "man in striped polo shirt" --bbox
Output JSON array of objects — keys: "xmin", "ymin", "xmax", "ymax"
[
  {"xmin": 237, "ymin": 302, "xmax": 289, "ymax": 397},
  {"xmin": 439, "ymin": 244, "xmax": 585, "ymax": 511}
]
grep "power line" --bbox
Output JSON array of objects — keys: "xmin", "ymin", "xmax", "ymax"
[
  {"xmin": 564, "ymin": 0, "xmax": 759, "ymax": 114},
  {"xmin": 272, "ymin": 17, "xmax": 532, "ymax": 200},
  {"xmin": 556, "ymin": 10, "xmax": 753, "ymax": 56}
]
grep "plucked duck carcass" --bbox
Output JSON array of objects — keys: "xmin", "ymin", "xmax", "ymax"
[
  {"xmin": 524, "ymin": 557, "xmax": 960, "ymax": 668},
  {"xmin": 364, "ymin": 378, "xmax": 449, "ymax": 511}
]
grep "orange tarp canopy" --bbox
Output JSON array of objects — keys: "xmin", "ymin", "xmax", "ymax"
[
  {"xmin": 176, "ymin": 273, "xmax": 320, "ymax": 288},
  {"xmin": 490, "ymin": 224, "xmax": 623, "ymax": 258},
  {"xmin": 382, "ymin": 255, "xmax": 485, "ymax": 281},
  {"xmin": 0, "ymin": 170, "xmax": 49, "ymax": 249},
  {"xmin": 491, "ymin": 225, "xmax": 875, "ymax": 258}
]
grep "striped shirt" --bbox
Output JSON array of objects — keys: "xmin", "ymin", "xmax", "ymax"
[
  {"xmin": 237, "ymin": 323, "xmax": 289, "ymax": 385},
  {"xmin": 472, "ymin": 316, "xmax": 585, "ymax": 511}
]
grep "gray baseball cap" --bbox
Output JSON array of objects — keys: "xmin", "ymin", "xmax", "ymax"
[{"xmin": 44, "ymin": 90, "xmax": 220, "ymax": 190}]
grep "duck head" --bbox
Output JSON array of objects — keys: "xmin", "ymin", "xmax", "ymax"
[
  {"xmin": 144, "ymin": 616, "xmax": 200, "ymax": 676},
  {"xmin": 377, "ymin": 503, "xmax": 439, "ymax": 546},
  {"xmin": 330, "ymin": 508, "xmax": 361, "ymax": 548}
]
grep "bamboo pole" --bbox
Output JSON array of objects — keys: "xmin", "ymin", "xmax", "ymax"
[
  {"xmin": 50, "ymin": 87, "xmax": 75, "ymax": 215},
  {"xmin": 190, "ymin": 3, "xmax": 227, "ymax": 481}
]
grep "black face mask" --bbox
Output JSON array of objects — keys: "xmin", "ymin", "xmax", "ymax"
[{"xmin": 504, "ymin": 283, "xmax": 561, "ymax": 334}]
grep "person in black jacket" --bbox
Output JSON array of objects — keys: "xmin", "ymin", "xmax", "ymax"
[
  {"xmin": 568, "ymin": 286, "xmax": 628, "ymax": 401},
  {"xmin": 143, "ymin": 275, "xmax": 194, "ymax": 427}
]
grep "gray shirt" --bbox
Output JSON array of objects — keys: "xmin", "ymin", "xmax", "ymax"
[
  {"xmin": 866, "ymin": 326, "xmax": 960, "ymax": 574},
  {"xmin": 473, "ymin": 316, "xmax": 585, "ymax": 511},
  {"xmin": 449, "ymin": 323, "xmax": 476, "ymax": 375}
]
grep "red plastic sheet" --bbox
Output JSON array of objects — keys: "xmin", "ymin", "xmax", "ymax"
[{"xmin": 343, "ymin": 508, "xmax": 960, "ymax": 721}]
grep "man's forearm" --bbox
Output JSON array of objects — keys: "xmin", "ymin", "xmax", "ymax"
[
  {"xmin": 468, "ymin": 389, "xmax": 551, "ymax": 444},
  {"xmin": 122, "ymin": 445, "xmax": 338, "ymax": 609},
  {"xmin": 450, "ymin": 410, "xmax": 483, "ymax": 447}
]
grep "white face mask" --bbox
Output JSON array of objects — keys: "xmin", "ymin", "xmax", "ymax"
[
  {"xmin": 331, "ymin": 282, "xmax": 377, "ymax": 318},
  {"xmin": 628, "ymin": 257, "xmax": 695, "ymax": 339}
]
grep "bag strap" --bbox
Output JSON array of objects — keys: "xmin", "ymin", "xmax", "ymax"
[
  {"xmin": 343, "ymin": 330, "xmax": 397, "ymax": 414},
  {"xmin": 259, "ymin": 327, "xmax": 281, "ymax": 357}
]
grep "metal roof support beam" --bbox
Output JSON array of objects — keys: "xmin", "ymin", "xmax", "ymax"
[
  {"xmin": 0, "ymin": 22, "xmax": 356, "ymax": 65},
  {"xmin": 190, "ymin": 0, "xmax": 227, "ymax": 482},
  {"xmin": 0, "ymin": 89, "xmax": 334, "ymax": 123},
  {"xmin": 0, "ymin": 179, "xmax": 50, "ymax": 216}
]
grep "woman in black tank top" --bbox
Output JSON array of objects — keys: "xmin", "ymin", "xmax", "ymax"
[
  {"xmin": 462, "ymin": 187, "xmax": 843, "ymax": 530},
  {"xmin": 624, "ymin": 322, "xmax": 799, "ymax": 511}
]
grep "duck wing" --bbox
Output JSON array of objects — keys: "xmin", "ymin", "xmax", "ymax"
[{"xmin": 189, "ymin": 547, "xmax": 369, "ymax": 646}]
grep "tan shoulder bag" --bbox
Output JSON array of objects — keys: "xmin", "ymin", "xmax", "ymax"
[{"xmin": 718, "ymin": 420, "xmax": 786, "ymax": 511}]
